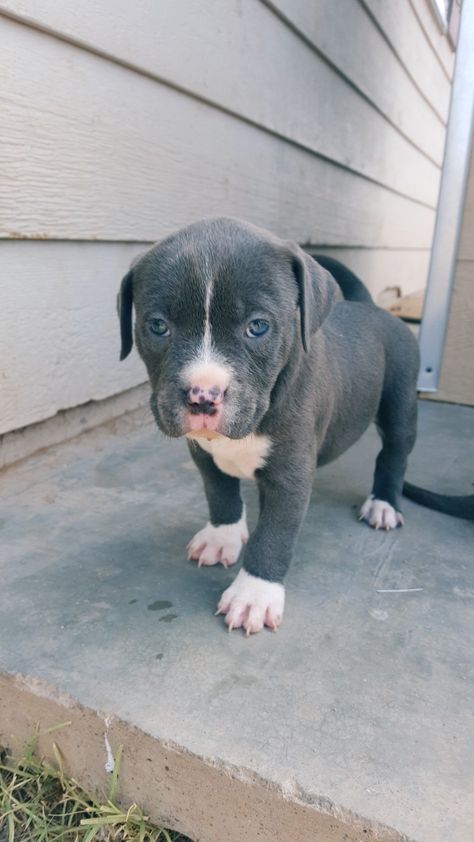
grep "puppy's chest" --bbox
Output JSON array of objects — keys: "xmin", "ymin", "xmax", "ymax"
[{"xmin": 195, "ymin": 434, "xmax": 272, "ymax": 479}]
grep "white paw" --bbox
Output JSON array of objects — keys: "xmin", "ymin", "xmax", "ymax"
[
  {"xmin": 187, "ymin": 509, "xmax": 248, "ymax": 568},
  {"xmin": 359, "ymin": 494, "xmax": 404, "ymax": 530},
  {"xmin": 216, "ymin": 569, "xmax": 285, "ymax": 636}
]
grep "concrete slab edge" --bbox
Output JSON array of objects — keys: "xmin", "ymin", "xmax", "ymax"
[
  {"xmin": 0, "ymin": 384, "xmax": 150, "ymax": 470},
  {"xmin": 0, "ymin": 672, "xmax": 415, "ymax": 842}
]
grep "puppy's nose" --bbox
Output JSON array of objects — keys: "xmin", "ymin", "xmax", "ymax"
[{"xmin": 186, "ymin": 385, "xmax": 224, "ymax": 415}]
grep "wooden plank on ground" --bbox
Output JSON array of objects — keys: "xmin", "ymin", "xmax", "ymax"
[{"xmin": 386, "ymin": 289, "xmax": 425, "ymax": 322}]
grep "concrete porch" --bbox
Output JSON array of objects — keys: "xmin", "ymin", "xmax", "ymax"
[{"xmin": 0, "ymin": 400, "xmax": 473, "ymax": 842}]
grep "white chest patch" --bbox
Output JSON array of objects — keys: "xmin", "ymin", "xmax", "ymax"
[{"xmin": 191, "ymin": 434, "xmax": 272, "ymax": 479}]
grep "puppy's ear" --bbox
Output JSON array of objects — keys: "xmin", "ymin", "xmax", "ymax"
[
  {"xmin": 117, "ymin": 269, "xmax": 134, "ymax": 361},
  {"xmin": 290, "ymin": 245, "xmax": 340, "ymax": 352}
]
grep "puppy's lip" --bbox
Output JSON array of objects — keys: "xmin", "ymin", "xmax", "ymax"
[
  {"xmin": 186, "ymin": 429, "xmax": 224, "ymax": 441},
  {"xmin": 184, "ymin": 406, "xmax": 223, "ymax": 434}
]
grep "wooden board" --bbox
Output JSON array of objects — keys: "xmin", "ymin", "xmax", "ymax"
[
  {"xmin": 386, "ymin": 289, "xmax": 425, "ymax": 322},
  {"xmin": 0, "ymin": 5, "xmax": 441, "ymax": 208},
  {"xmin": 0, "ymin": 17, "xmax": 436, "ymax": 246}
]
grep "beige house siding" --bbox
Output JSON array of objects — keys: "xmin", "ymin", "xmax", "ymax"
[
  {"xmin": 427, "ymin": 141, "xmax": 474, "ymax": 406},
  {"xmin": 0, "ymin": 0, "xmax": 454, "ymax": 436}
]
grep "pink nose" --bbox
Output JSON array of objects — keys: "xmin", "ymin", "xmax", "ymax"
[{"xmin": 186, "ymin": 385, "xmax": 224, "ymax": 415}]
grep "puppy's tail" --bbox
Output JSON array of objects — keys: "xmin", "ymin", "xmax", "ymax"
[
  {"xmin": 403, "ymin": 481, "xmax": 474, "ymax": 521},
  {"xmin": 313, "ymin": 255, "xmax": 373, "ymax": 304}
]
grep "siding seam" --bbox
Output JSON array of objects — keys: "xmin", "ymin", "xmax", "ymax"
[
  {"xmin": 0, "ymin": 237, "xmax": 433, "ymax": 252},
  {"xmin": 0, "ymin": 7, "xmax": 439, "ymax": 207}
]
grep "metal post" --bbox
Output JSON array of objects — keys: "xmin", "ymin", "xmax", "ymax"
[{"xmin": 417, "ymin": 0, "xmax": 474, "ymax": 391}]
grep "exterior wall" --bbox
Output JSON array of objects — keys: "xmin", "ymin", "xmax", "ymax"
[
  {"xmin": 0, "ymin": 0, "xmax": 454, "ymax": 436},
  {"xmin": 427, "ymin": 141, "xmax": 474, "ymax": 406}
]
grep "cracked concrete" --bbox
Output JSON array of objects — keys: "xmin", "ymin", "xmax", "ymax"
[{"xmin": 0, "ymin": 401, "xmax": 473, "ymax": 841}]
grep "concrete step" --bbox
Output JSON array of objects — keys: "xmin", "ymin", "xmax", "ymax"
[{"xmin": 1, "ymin": 401, "xmax": 473, "ymax": 842}]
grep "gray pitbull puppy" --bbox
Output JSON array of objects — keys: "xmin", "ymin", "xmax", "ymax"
[{"xmin": 118, "ymin": 217, "xmax": 419, "ymax": 635}]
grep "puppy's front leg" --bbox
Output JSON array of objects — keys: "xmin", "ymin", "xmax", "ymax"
[
  {"xmin": 217, "ymin": 456, "xmax": 314, "ymax": 635},
  {"xmin": 187, "ymin": 441, "xmax": 248, "ymax": 568}
]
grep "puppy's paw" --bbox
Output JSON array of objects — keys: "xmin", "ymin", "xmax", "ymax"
[
  {"xmin": 359, "ymin": 494, "xmax": 404, "ymax": 530},
  {"xmin": 187, "ymin": 510, "xmax": 248, "ymax": 568},
  {"xmin": 216, "ymin": 569, "xmax": 285, "ymax": 635}
]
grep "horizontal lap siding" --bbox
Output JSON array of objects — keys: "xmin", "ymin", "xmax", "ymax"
[
  {"xmin": 0, "ymin": 0, "xmax": 449, "ymax": 167},
  {"xmin": 0, "ymin": 18, "xmax": 436, "ymax": 245},
  {"xmin": 0, "ymin": 1, "xmax": 453, "ymax": 434},
  {"xmin": 264, "ymin": 0, "xmax": 447, "ymax": 163},
  {"xmin": 362, "ymin": 0, "xmax": 453, "ymax": 118},
  {"xmin": 0, "ymin": 242, "xmax": 147, "ymax": 435},
  {"xmin": 409, "ymin": 0, "xmax": 455, "ymax": 79}
]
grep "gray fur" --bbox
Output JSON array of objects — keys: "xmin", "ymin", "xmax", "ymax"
[{"xmin": 119, "ymin": 217, "xmax": 420, "ymax": 584}]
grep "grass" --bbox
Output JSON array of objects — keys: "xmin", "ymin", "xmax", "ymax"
[{"xmin": 0, "ymin": 732, "xmax": 191, "ymax": 842}]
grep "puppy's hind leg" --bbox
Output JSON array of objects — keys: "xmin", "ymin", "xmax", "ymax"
[{"xmin": 360, "ymin": 378, "xmax": 418, "ymax": 530}]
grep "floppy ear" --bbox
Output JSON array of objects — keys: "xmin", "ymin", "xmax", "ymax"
[
  {"xmin": 290, "ymin": 245, "xmax": 340, "ymax": 352},
  {"xmin": 117, "ymin": 269, "xmax": 134, "ymax": 360}
]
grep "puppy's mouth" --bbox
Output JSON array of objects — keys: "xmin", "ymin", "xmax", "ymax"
[
  {"xmin": 184, "ymin": 405, "xmax": 223, "ymax": 435},
  {"xmin": 150, "ymin": 390, "xmax": 262, "ymax": 441},
  {"xmin": 150, "ymin": 393, "xmax": 226, "ymax": 438}
]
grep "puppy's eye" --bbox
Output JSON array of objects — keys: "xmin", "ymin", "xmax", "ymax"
[
  {"xmin": 246, "ymin": 319, "xmax": 269, "ymax": 338},
  {"xmin": 149, "ymin": 318, "xmax": 170, "ymax": 337}
]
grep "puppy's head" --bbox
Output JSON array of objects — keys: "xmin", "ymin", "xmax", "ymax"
[{"xmin": 118, "ymin": 217, "xmax": 338, "ymax": 439}]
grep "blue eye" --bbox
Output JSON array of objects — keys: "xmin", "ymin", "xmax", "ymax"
[
  {"xmin": 149, "ymin": 318, "xmax": 170, "ymax": 337},
  {"xmin": 246, "ymin": 319, "xmax": 269, "ymax": 338}
]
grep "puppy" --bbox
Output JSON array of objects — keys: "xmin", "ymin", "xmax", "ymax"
[{"xmin": 118, "ymin": 217, "xmax": 419, "ymax": 635}]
